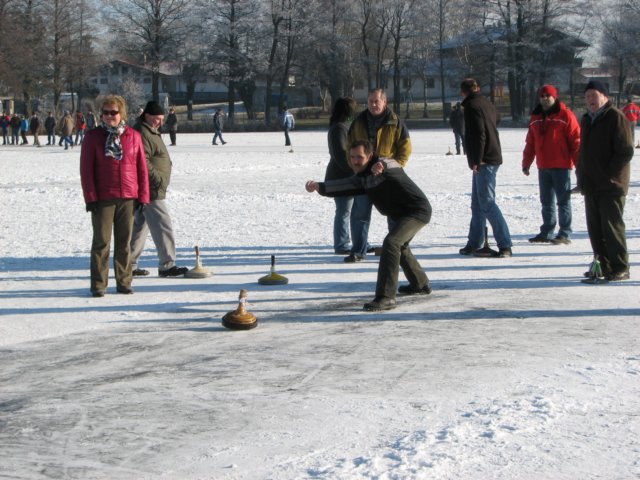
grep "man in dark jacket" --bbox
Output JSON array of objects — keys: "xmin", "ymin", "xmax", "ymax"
[
  {"xmin": 459, "ymin": 77, "xmax": 512, "ymax": 258},
  {"xmin": 44, "ymin": 112, "xmax": 56, "ymax": 145},
  {"xmin": 579, "ymin": 80, "xmax": 634, "ymax": 281},
  {"xmin": 212, "ymin": 108, "xmax": 226, "ymax": 145},
  {"xmin": 130, "ymin": 101, "xmax": 188, "ymax": 278},
  {"xmin": 449, "ymin": 102, "xmax": 465, "ymax": 155},
  {"xmin": 306, "ymin": 139, "xmax": 432, "ymax": 311}
]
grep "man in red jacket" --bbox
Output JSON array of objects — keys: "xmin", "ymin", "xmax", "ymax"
[
  {"xmin": 522, "ymin": 84, "xmax": 581, "ymax": 245},
  {"xmin": 622, "ymin": 97, "xmax": 639, "ymax": 141}
]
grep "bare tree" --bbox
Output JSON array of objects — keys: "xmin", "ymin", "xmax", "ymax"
[
  {"xmin": 199, "ymin": 0, "xmax": 260, "ymax": 121},
  {"xmin": 105, "ymin": 0, "xmax": 190, "ymax": 102},
  {"xmin": 388, "ymin": 0, "xmax": 414, "ymax": 114},
  {"xmin": 599, "ymin": 0, "xmax": 640, "ymax": 103},
  {"xmin": 2, "ymin": 0, "xmax": 49, "ymax": 113}
]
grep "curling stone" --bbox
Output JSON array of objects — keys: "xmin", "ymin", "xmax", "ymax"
[
  {"xmin": 258, "ymin": 255, "xmax": 289, "ymax": 285},
  {"xmin": 185, "ymin": 246, "xmax": 213, "ymax": 278},
  {"xmin": 222, "ymin": 289, "xmax": 257, "ymax": 330}
]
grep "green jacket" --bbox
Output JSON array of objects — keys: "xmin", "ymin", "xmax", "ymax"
[
  {"xmin": 133, "ymin": 120, "xmax": 172, "ymax": 201},
  {"xmin": 348, "ymin": 108, "xmax": 412, "ymax": 167},
  {"xmin": 578, "ymin": 102, "xmax": 633, "ymax": 196}
]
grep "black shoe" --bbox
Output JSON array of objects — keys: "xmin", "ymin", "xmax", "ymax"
[
  {"xmin": 398, "ymin": 283, "xmax": 432, "ymax": 295},
  {"xmin": 363, "ymin": 297, "xmax": 397, "ymax": 311},
  {"xmin": 132, "ymin": 268, "xmax": 150, "ymax": 276},
  {"xmin": 159, "ymin": 266, "xmax": 189, "ymax": 277},
  {"xmin": 344, "ymin": 254, "xmax": 363, "ymax": 263},
  {"xmin": 459, "ymin": 245, "xmax": 477, "ymax": 255},
  {"xmin": 116, "ymin": 286, "xmax": 133, "ymax": 294},
  {"xmin": 492, "ymin": 247, "xmax": 512, "ymax": 258},
  {"xmin": 334, "ymin": 249, "xmax": 351, "ymax": 255},
  {"xmin": 212, "ymin": 143, "xmax": 218, "ymax": 145},
  {"xmin": 91, "ymin": 290, "xmax": 105, "ymax": 297},
  {"xmin": 366, "ymin": 246, "xmax": 378, "ymax": 254},
  {"xmin": 222, "ymin": 141, "xmax": 227, "ymax": 145},
  {"xmin": 550, "ymin": 236, "xmax": 571, "ymax": 245},
  {"xmin": 529, "ymin": 234, "xmax": 551, "ymax": 243},
  {"xmin": 606, "ymin": 271, "xmax": 630, "ymax": 281}
]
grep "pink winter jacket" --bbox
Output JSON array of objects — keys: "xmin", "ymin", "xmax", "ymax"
[{"xmin": 80, "ymin": 126, "xmax": 150, "ymax": 205}]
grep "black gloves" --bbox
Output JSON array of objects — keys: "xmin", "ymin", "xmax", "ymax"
[
  {"xmin": 135, "ymin": 202, "xmax": 146, "ymax": 213},
  {"xmin": 522, "ymin": 167, "xmax": 530, "ymax": 176},
  {"xmin": 86, "ymin": 202, "xmax": 98, "ymax": 213}
]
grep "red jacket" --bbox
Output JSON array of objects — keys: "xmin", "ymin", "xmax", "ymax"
[
  {"xmin": 522, "ymin": 100, "xmax": 581, "ymax": 170},
  {"xmin": 80, "ymin": 126, "xmax": 150, "ymax": 204},
  {"xmin": 622, "ymin": 102, "xmax": 640, "ymax": 124}
]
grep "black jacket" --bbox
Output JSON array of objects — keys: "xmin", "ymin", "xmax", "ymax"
[
  {"xmin": 578, "ymin": 101, "xmax": 633, "ymax": 196},
  {"xmin": 325, "ymin": 121, "xmax": 352, "ymax": 181},
  {"xmin": 318, "ymin": 156, "xmax": 431, "ymax": 224},
  {"xmin": 461, "ymin": 92, "xmax": 502, "ymax": 169}
]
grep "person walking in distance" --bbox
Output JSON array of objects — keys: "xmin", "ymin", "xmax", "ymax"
[
  {"xmin": 44, "ymin": 112, "xmax": 56, "ymax": 145},
  {"xmin": 622, "ymin": 97, "xmax": 640, "ymax": 142},
  {"xmin": 458, "ymin": 77, "xmax": 513, "ymax": 258},
  {"xmin": 129, "ymin": 101, "xmax": 189, "ymax": 278},
  {"xmin": 212, "ymin": 108, "xmax": 227, "ymax": 145},
  {"xmin": 29, "ymin": 112, "xmax": 41, "ymax": 147},
  {"xmin": 523, "ymin": 84, "xmax": 581, "ymax": 245},
  {"xmin": 282, "ymin": 106, "xmax": 294, "ymax": 148},
  {"xmin": 449, "ymin": 102, "xmax": 465, "ymax": 155},
  {"xmin": 165, "ymin": 107, "xmax": 178, "ymax": 146}
]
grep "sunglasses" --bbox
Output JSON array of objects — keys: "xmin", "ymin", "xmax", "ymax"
[{"xmin": 102, "ymin": 110, "xmax": 120, "ymax": 116}]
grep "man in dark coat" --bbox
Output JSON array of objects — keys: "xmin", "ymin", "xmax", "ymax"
[
  {"xmin": 449, "ymin": 102, "xmax": 465, "ymax": 155},
  {"xmin": 306, "ymin": 139, "xmax": 432, "ymax": 311},
  {"xmin": 459, "ymin": 77, "xmax": 512, "ymax": 258},
  {"xmin": 212, "ymin": 108, "xmax": 227, "ymax": 145},
  {"xmin": 130, "ymin": 101, "xmax": 188, "ymax": 278},
  {"xmin": 578, "ymin": 80, "xmax": 634, "ymax": 281}
]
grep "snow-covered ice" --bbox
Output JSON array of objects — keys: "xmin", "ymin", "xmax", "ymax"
[{"xmin": 1, "ymin": 129, "xmax": 639, "ymax": 479}]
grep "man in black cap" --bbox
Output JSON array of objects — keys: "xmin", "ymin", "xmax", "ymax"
[
  {"xmin": 129, "ymin": 101, "xmax": 188, "ymax": 277},
  {"xmin": 579, "ymin": 80, "xmax": 634, "ymax": 281}
]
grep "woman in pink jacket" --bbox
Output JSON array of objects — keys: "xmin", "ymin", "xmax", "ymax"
[
  {"xmin": 522, "ymin": 85, "xmax": 581, "ymax": 245},
  {"xmin": 80, "ymin": 95, "xmax": 150, "ymax": 297}
]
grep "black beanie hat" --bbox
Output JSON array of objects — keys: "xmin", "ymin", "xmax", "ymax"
[
  {"xmin": 584, "ymin": 80, "xmax": 608, "ymax": 96},
  {"xmin": 142, "ymin": 101, "xmax": 164, "ymax": 116}
]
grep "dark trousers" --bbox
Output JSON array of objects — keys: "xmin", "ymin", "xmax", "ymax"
[
  {"xmin": 284, "ymin": 128, "xmax": 291, "ymax": 146},
  {"xmin": 169, "ymin": 131, "xmax": 176, "ymax": 145},
  {"xmin": 90, "ymin": 199, "xmax": 135, "ymax": 292},
  {"xmin": 376, "ymin": 216, "xmax": 429, "ymax": 299},
  {"xmin": 584, "ymin": 193, "xmax": 628, "ymax": 275}
]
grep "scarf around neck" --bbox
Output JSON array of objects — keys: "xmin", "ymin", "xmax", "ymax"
[{"xmin": 102, "ymin": 120, "xmax": 126, "ymax": 160}]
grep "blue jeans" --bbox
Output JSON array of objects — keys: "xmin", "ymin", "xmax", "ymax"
[
  {"xmin": 212, "ymin": 129, "xmax": 225, "ymax": 144},
  {"xmin": 467, "ymin": 164, "xmax": 512, "ymax": 249},
  {"xmin": 454, "ymin": 131, "xmax": 465, "ymax": 154},
  {"xmin": 538, "ymin": 168, "xmax": 572, "ymax": 239},
  {"xmin": 333, "ymin": 194, "xmax": 372, "ymax": 256}
]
